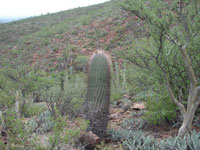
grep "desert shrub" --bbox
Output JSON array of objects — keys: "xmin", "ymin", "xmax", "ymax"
[
  {"xmin": 42, "ymin": 72, "xmax": 86, "ymax": 117},
  {"xmin": 144, "ymin": 92, "xmax": 177, "ymax": 125},
  {"xmin": 47, "ymin": 108, "xmax": 68, "ymax": 150},
  {"xmin": 0, "ymin": 68, "xmax": 16, "ymax": 109},
  {"xmin": 2, "ymin": 108, "xmax": 87, "ymax": 149},
  {"xmin": 63, "ymin": 117, "xmax": 88, "ymax": 145},
  {"xmin": 121, "ymin": 117, "xmax": 145, "ymax": 130},
  {"xmin": 115, "ymin": 25, "xmax": 126, "ymax": 34},
  {"xmin": 47, "ymin": 111, "xmax": 88, "ymax": 150},
  {"xmin": 125, "ymin": 65, "xmax": 153, "ymax": 97},
  {"xmin": 80, "ymin": 16, "xmax": 91, "ymax": 26},
  {"xmin": 111, "ymin": 57, "xmax": 128, "ymax": 101},
  {"xmin": 35, "ymin": 27, "xmax": 54, "ymax": 38},
  {"xmin": 1, "ymin": 110, "xmax": 44, "ymax": 150},
  {"xmin": 23, "ymin": 102, "xmax": 48, "ymax": 117},
  {"xmin": 12, "ymin": 91, "xmax": 48, "ymax": 118},
  {"xmin": 0, "ymin": 65, "xmax": 56, "ymax": 110},
  {"xmin": 0, "ymin": 64, "xmax": 56, "ymax": 119},
  {"xmin": 74, "ymin": 55, "xmax": 89, "ymax": 72},
  {"xmin": 112, "ymin": 50, "xmax": 178, "ymax": 124}
]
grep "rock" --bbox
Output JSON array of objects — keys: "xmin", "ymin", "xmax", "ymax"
[
  {"xmin": 117, "ymin": 98, "xmax": 132, "ymax": 111},
  {"xmin": 79, "ymin": 131, "xmax": 100, "ymax": 149},
  {"xmin": 122, "ymin": 94, "xmax": 131, "ymax": 99},
  {"xmin": 131, "ymin": 102, "xmax": 145, "ymax": 110},
  {"xmin": 1, "ymin": 130, "xmax": 7, "ymax": 144},
  {"xmin": 123, "ymin": 111, "xmax": 130, "ymax": 116},
  {"xmin": 109, "ymin": 113, "xmax": 119, "ymax": 120},
  {"xmin": 113, "ymin": 144, "xmax": 119, "ymax": 148}
]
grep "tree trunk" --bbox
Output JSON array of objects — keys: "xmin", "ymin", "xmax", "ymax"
[
  {"xmin": 178, "ymin": 86, "xmax": 200, "ymax": 137},
  {"xmin": 178, "ymin": 102, "xmax": 199, "ymax": 137}
]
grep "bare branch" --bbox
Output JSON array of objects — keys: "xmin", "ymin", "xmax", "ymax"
[
  {"xmin": 178, "ymin": 88, "xmax": 183, "ymax": 102},
  {"xmin": 192, "ymin": 86, "xmax": 200, "ymax": 104},
  {"xmin": 152, "ymin": 29, "xmax": 187, "ymax": 116},
  {"xmin": 155, "ymin": 30, "xmax": 164, "ymax": 67},
  {"xmin": 165, "ymin": 78, "xmax": 186, "ymax": 117},
  {"xmin": 135, "ymin": 49, "xmax": 150, "ymax": 68},
  {"xmin": 165, "ymin": 34, "xmax": 197, "ymax": 92},
  {"xmin": 165, "ymin": 34, "xmax": 181, "ymax": 46},
  {"xmin": 180, "ymin": 47, "xmax": 197, "ymax": 90}
]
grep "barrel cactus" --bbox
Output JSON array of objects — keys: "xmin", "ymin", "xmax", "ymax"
[{"xmin": 84, "ymin": 51, "xmax": 111, "ymax": 138}]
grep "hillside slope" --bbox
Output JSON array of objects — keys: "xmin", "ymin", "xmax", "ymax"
[{"xmin": 0, "ymin": 1, "xmax": 144, "ymax": 70}]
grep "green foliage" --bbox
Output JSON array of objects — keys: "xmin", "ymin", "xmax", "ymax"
[
  {"xmin": 111, "ymin": 58, "xmax": 128, "ymax": 101},
  {"xmin": 74, "ymin": 55, "xmax": 89, "ymax": 72},
  {"xmin": 121, "ymin": 117, "xmax": 145, "ymax": 130},
  {"xmin": 28, "ymin": 110, "xmax": 54, "ymax": 133},
  {"xmin": 48, "ymin": 108, "xmax": 68, "ymax": 150},
  {"xmin": 144, "ymin": 92, "xmax": 177, "ymax": 125},
  {"xmin": 109, "ymin": 129, "xmax": 157, "ymax": 150},
  {"xmin": 84, "ymin": 52, "xmax": 111, "ymax": 137},
  {"xmin": 161, "ymin": 137, "xmax": 187, "ymax": 150},
  {"xmin": 42, "ymin": 72, "xmax": 86, "ymax": 117},
  {"xmin": 119, "ymin": 0, "xmax": 200, "ymax": 110},
  {"xmin": 0, "ymin": 64, "xmax": 56, "ymax": 118},
  {"xmin": 115, "ymin": 25, "xmax": 126, "ymax": 34},
  {"xmin": 159, "ymin": 131, "xmax": 200, "ymax": 150},
  {"xmin": 23, "ymin": 102, "xmax": 47, "ymax": 117},
  {"xmin": 1, "ymin": 110, "xmax": 44, "ymax": 150},
  {"xmin": 109, "ymin": 129, "xmax": 200, "ymax": 150},
  {"xmin": 80, "ymin": 16, "xmax": 91, "ymax": 26},
  {"xmin": 48, "ymin": 111, "xmax": 88, "ymax": 150},
  {"xmin": 187, "ymin": 131, "xmax": 200, "ymax": 150},
  {"xmin": 64, "ymin": 117, "xmax": 89, "ymax": 144},
  {"xmin": 35, "ymin": 27, "xmax": 54, "ymax": 38},
  {"xmin": 124, "ymin": 135, "xmax": 157, "ymax": 150},
  {"xmin": 3, "ymin": 110, "xmax": 29, "ymax": 147}
]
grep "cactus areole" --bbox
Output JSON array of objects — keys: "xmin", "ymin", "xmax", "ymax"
[{"xmin": 84, "ymin": 51, "xmax": 111, "ymax": 138}]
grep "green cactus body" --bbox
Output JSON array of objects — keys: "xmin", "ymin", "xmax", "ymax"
[{"xmin": 84, "ymin": 51, "xmax": 111, "ymax": 138}]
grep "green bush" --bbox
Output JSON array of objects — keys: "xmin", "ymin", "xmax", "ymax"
[
  {"xmin": 144, "ymin": 92, "xmax": 177, "ymax": 125},
  {"xmin": 0, "ymin": 65, "xmax": 56, "ymax": 110},
  {"xmin": 47, "ymin": 114, "xmax": 88, "ymax": 150},
  {"xmin": 23, "ymin": 102, "xmax": 47, "ymax": 117},
  {"xmin": 74, "ymin": 55, "xmax": 89, "ymax": 72},
  {"xmin": 42, "ymin": 72, "xmax": 86, "ymax": 117},
  {"xmin": 1, "ymin": 110, "xmax": 44, "ymax": 150},
  {"xmin": 111, "ymin": 58, "xmax": 128, "ymax": 101}
]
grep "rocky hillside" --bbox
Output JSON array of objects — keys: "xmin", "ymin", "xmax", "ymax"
[{"xmin": 0, "ymin": 1, "xmax": 144, "ymax": 70}]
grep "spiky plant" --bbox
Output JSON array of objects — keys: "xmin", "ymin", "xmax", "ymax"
[{"xmin": 84, "ymin": 51, "xmax": 111, "ymax": 138}]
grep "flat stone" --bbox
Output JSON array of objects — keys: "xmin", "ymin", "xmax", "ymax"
[{"xmin": 131, "ymin": 102, "xmax": 145, "ymax": 110}]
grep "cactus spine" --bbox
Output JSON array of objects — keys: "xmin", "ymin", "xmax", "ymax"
[{"xmin": 84, "ymin": 51, "xmax": 111, "ymax": 138}]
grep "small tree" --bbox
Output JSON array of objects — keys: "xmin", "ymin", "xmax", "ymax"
[{"xmin": 120, "ymin": 0, "xmax": 200, "ymax": 137}]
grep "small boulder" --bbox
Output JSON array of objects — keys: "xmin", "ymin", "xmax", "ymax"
[
  {"xmin": 117, "ymin": 98, "xmax": 132, "ymax": 111},
  {"xmin": 131, "ymin": 102, "xmax": 145, "ymax": 110},
  {"xmin": 79, "ymin": 131, "xmax": 100, "ymax": 150}
]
